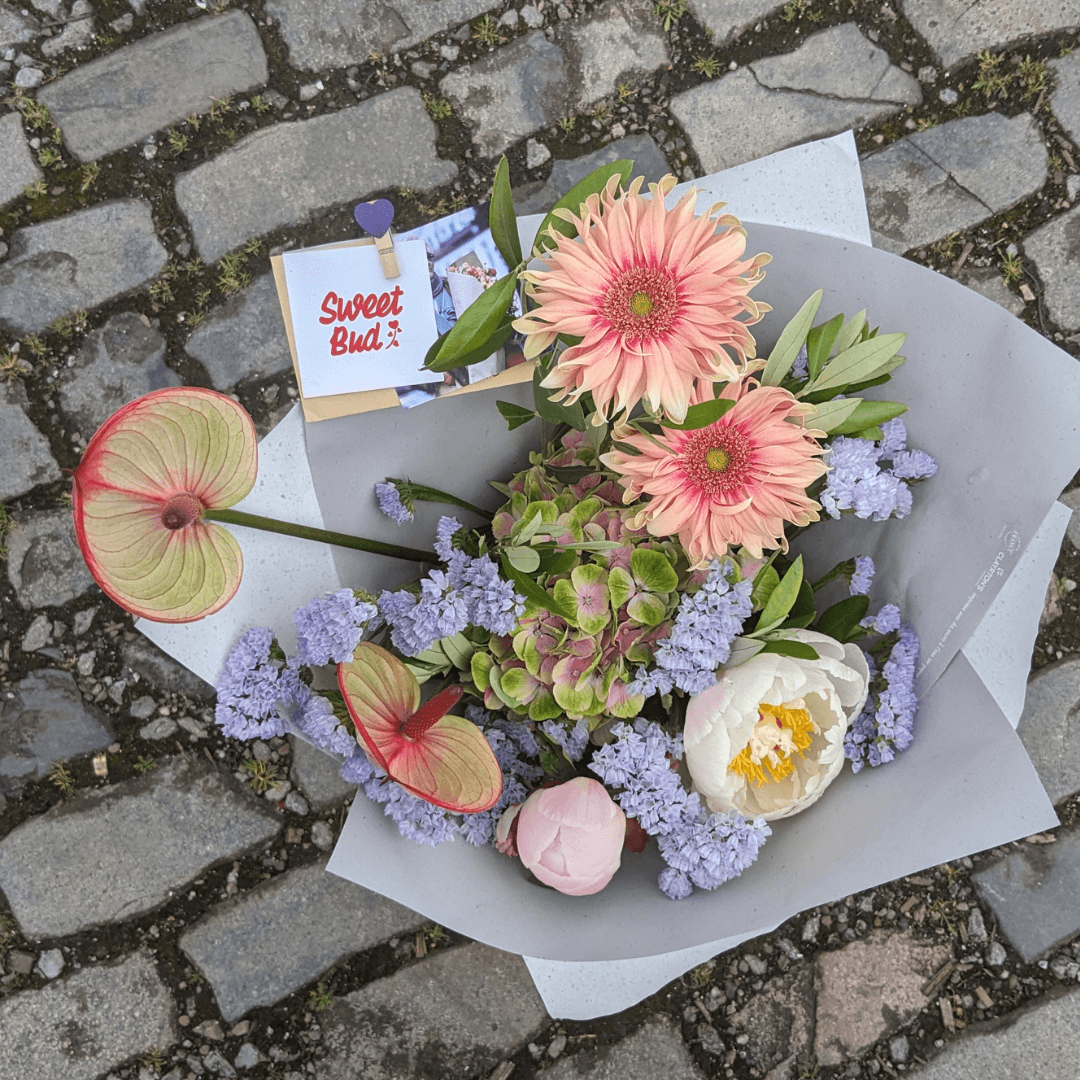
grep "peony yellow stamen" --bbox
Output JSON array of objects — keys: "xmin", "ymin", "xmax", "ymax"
[
  {"xmin": 705, "ymin": 448, "xmax": 730, "ymax": 473},
  {"xmin": 728, "ymin": 700, "xmax": 815, "ymax": 788},
  {"xmin": 629, "ymin": 290, "xmax": 655, "ymax": 317}
]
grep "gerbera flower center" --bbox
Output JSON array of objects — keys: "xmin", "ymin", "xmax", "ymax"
[
  {"xmin": 160, "ymin": 493, "xmax": 204, "ymax": 531},
  {"xmin": 602, "ymin": 266, "xmax": 677, "ymax": 339},
  {"xmin": 728, "ymin": 699, "xmax": 817, "ymax": 787},
  {"xmin": 680, "ymin": 423, "xmax": 753, "ymax": 496}
]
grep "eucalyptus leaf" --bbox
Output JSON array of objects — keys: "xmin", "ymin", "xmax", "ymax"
[
  {"xmin": 501, "ymin": 554, "xmax": 572, "ymax": 620},
  {"xmin": 829, "ymin": 400, "xmax": 908, "ymax": 436},
  {"xmin": 726, "ymin": 636, "xmax": 766, "ymax": 667},
  {"xmin": 496, "ymin": 400, "xmax": 537, "ymax": 431},
  {"xmin": 805, "ymin": 312, "xmax": 845, "ymax": 380},
  {"xmin": 758, "ymin": 555, "xmax": 804, "ymax": 630},
  {"xmin": 532, "ymin": 160, "xmax": 633, "ymax": 254},
  {"xmin": 424, "ymin": 272, "xmax": 519, "ymax": 372},
  {"xmin": 758, "ymin": 640, "xmax": 819, "ymax": 660},
  {"xmin": 809, "ymin": 397, "xmax": 863, "ymax": 434},
  {"xmin": 661, "ymin": 397, "xmax": 737, "ymax": 430},
  {"xmin": 489, "ymin": 155, "xmax": 522, "ymax": 268},
  {"xmin": 761, "ymin": 289, "xmax": 823, "ymax": 386},
  {"xmin": 506, "ymin": 545, "xmax": 542, "ymax": 574},
  {"xmin": 832, "ymin": 309, "xmax": 866, "ymax": 356},
  {"xmin": 805, "ymin": 332, "xmax": 906, "ymax": 394}
]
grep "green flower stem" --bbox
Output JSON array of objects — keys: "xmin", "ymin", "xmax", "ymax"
[
  {"xmin": 401, "ymin": 483, "xmax": 494, "ymax": 520},
  {"xmin": 203, "ymin": 508, "xmax": 437, "ymax": 563},
  {"xmin": 810, "ymin": 559, "xmax": 855, "ymax": 592}
]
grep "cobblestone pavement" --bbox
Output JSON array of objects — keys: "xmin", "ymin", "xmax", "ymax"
[{"xmin": 2, "ymin": 1, "xmax": 1080, "ymax": 1078}]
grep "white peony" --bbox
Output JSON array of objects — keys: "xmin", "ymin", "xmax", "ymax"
[{"xmin": 683, "ymin": 630, "xmax": 869, "ymax": 821}]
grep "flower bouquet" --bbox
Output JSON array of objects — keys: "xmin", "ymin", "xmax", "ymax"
[{"xmin": 71, "ymin": 148, "xmax": 1080, "ymax": 971}]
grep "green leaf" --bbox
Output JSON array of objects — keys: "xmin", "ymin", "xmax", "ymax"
[
  {"xmin": 532, "ymin": 160, "xmax": 633, "ymax": 254},
  {"xmin": 661, "ymin": 397, "xmax": 736, "ymax": 430},
  {"xmin": 505, "ymin": 545, "xmax": 541, "ymax": 573},
  {"xmin": 471, "ymin": 651, "xmax": 493, "ymax": 692},
  {"xmin": 489, "ymin": 155, "xmax": 522, "ymax": 268},
  {"xmin": 608, "ymin": 566, "xmax": 634, "ymax": 611},
  {"xmin": 787, "ymin": 579, "xmax": 816, "ymax": 623},
  {"xmin": 533, "ymin": 363, "xmax": 586, "ymax": 431},
  {"xmin": 758, "ymin": 556, "xmax": 804, "ymax": 630},
  {"xmin": 810, "ymin": 397, "xmax": 863, "ymax": 434},
  {"xmin": 502, "ymin": 554, "xmax": 572, "ymax": 620},
  {"xmin": 805, "ymin": 312, "xmax": 845, "ymax": 381},
  {"xmin": 631, "ymin": 547, "xmax": 679, "ymax": 592},
  {"xmin": 424, "ymin": 272, "xmax": 519, "ymax": 372},
  {"xmin": 439, "ymin": 632, "xmax": 475, "ymax": 670},
  {"xmin": 751, "ymin": 565, "xmax": 780, "ymax": 610},
  {"xmin": 627, "ymin": 591, "xmax": 667, "ymax": 626},
  {"xmin": 761, "ymin": 289, "xmax": 823, "ymax": 386},
  {"xmin": 832, "ymin": 309, "xmax": 866, "ymax": 357},
  {"xmin": 805, "ymin": 332, "xmax": 906, "ymax": 394},
  {"xmin": 496, "ymin": 400, "xmax": 536, "ymax": 431},
  {"xmin": 829, "ymin": 400, "xmax": 908, "ymax": 436},
  {"xmin": 536, "ymin": 547, "xmax": 578, "ymax": 576},
  {"xmin": 726, "ymin": 636, "xmax": 766, "ymax": 667},
  {"xmin": 815, "ymin": 595, "xmax": 870, "ymax": 642},
  {"xmin": 758, "ymin": 640, "xmax": 820, "ymax": 660}
]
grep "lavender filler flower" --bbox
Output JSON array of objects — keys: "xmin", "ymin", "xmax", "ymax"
[
  {"xmin": 849, "ymin": 555, "xmax": 875, "ymax": 596},
  {"xmin": 374, "ymin": 480, "xmax": 414, "ymax": 524},
  {"xmin": 293, "ymin": 588, "xmax": 380, "ymax": 666},
  {"xmin": 215, "ymin": 627, "xmax": 302, "ymax": 740}
]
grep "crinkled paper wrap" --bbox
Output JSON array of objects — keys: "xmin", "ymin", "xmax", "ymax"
[{"xmin": 313, "ymin": 220, "xmax": 1080, "ymax": 961}]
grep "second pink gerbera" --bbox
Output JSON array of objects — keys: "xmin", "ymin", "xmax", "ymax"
[
  {"xmin": 514, "ymin": 174, "xmax": 769, "ymax": 423},
  {"xmin": 601, "ymin": 379, "xmax": 827, "ymax": 564}
]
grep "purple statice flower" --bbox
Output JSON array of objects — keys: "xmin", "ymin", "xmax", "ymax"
[
  {"xmin": 374, "ymin": 481, "xmax": 414, "ymax": 524},
  {"xmin": 657, "ymin": 803, "xmax": 771, "ymax": 893},
  {"xmin": 626, "ymin": 665, "xmax": 675, "ymax": 700},
  {"xmin": 845, "ymin": 623, "xmax": 919, "ymax": 771},
  {"xmin": 658, "ymin": 867, "xmax": 694, "ymax": 900},
  {"xmin": 540, "ymin": 719, "xmax": 590, "ymax": 762},
  {"xmin": 821, "ymin": 421, "xmax": 936, "ymax": 523},
  {"xmin": 849, "ymin": 555, "xmax": 875, "ymax": 596},
  {"xmin": 293, "ymin": 588, "xmax": 380, "ymax": 666},
  {"xmin": 459, "ymin": 555, "xmax": 526, "ymax": 637},
  {"xmin": 590, "ymin": 721, "xmax": 694, "ymax": 836},
  {"xmin": 434, "ymin": 515, "xmax": 462, "ymax": 561},
  {"xmin": 215, "ymin": 627, "xmax": 301, "ymax": 740},
  {"xmin": 790, "ymin": 343, "xmax": 809, "ymax": 381},
  {"xmin": 861, "ymin": 602, "xmax": 901, "ymax": 635},
  {"xmin": 378, "ymin": 569, "xmax": 469, "ymax": 656},
  {"xmin": 286, "ymin": 688, "xmax": 357, "ymax": 757},
  {"xmin": 634, "ymin": 561, "xmax": 752, "ymax": 696}
]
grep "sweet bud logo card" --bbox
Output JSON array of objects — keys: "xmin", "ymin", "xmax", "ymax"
[{"xmin": 280, "ymin": 239, "xmax": 436, "ymax": 399}]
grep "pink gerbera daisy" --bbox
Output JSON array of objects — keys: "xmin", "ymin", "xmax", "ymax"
[
  {"xmin": 514, "ymin": 174, "xmax": 770, "ymax": 424},
  {"xmin": 601, "ymin": 378, "xmax": 827, "ymax": 564}
]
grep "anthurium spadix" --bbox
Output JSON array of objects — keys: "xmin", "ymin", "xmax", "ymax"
[
  {"xmin": 339, "ymin": 643, "xmax": 503, "ymax": 813},
  {"xmin": 72, "ymin": 387, "xmax": 259, "ymax": 623}
]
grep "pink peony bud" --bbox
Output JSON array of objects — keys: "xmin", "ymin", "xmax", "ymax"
[
  {"xmin": 494, "ymin": 803, "xmax": 522, "ymax": 857},
  {"xmin": 515, "ymin": 777, "xmax": 626, "ymax": 896}
]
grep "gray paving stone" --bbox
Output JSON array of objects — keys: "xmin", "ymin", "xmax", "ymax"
[
  {"xmin": 0, "ymin": 951, "xmax": 176, "ymax": 1080},
  {"xmin": 908, "ymin": 986, "xmax": 1080, "ymax": 1080},
  {"xmin": 121, "ymin": 636, "xmax": 215, "ymax": 700},
  {"xmin": 750, "ymin": 23, "xmax": 920, "ymax": 105},
  {"xmin": 545, "ymin": 1017, "xmax": 703, "ymax": 1079},
  {"xmin": 6, "ymin": 508, "xmax": 96, "ymax": 610},
  {"xmin": 1023, "ymin": 204, "xmax": 1080, "ymax": 332},
  {"xmin": 1015, "ymin": 656, "xmax": 1080, "ymax": 804},
  {"xmin": 184, "ymin": 274, "xmax": 292, "ymax": 391},
  {"xmin": 671, "ymin": 68, "xmax": 906, "ymax": 175},
  {"xmin": 38, "ymin": 12, "xmax": 267, "ymax": 162},
  {"xmin": 315, "ymin": 942, "xmax": 547, "ymax": 1080},
  {"xmin": 1050, "ymin": 52, "xmax": 1080, "ymax": 144},
  {"xmin": 288, "ymin": 736, "xmax": 356, "ymax": 812},
  {"xmin": 685, "ymin": 0, "xmax": 781, "ymax": 44},
  {"xmin": 560, "ymin": 0, "xmax": 668, "ymax": 111},
  {"xmin": 957, "ymin": 266, "xmax": 1025, "ymax": 318},
  {"xmin": 263, "ymin": 0, "xmax": 493, "ymax": 71},
  {"xmin": 180, "ymin": 858, "xmax": 422, "ymax": 1021},
  {"xmin": 174, "ymin": 89, "xmax": 455, "ymax": 263},
  {"xmin": 0, "ymin": 112, "xmax": 41, "ymax": 207},
  {"xmin": 863, "ymin": 113, "xmax": 1047, "ymax": 254},
  {"xmin": 0, "ymin": 669, "xmax": 112, "ymax": 796},
  {"xmin": 57, "ymin": 312, "xmax": 176, "ymax": 438},
  {"xmin": 814, "ymin": 930, "xmax": 951, "ymax": 1065},
  {"xmin": 0, "ymin": 380, "xmax": 61, "ymax": 500},
  {"xmin": 0, "ymin": 200, "xmax": 169, "ymax": 336},
  {"xmin": 731, "ymin": 968, "xmax": 813, "ymax": 1077},
  {"xmin": 21, "ymin": 612, "xmax": 51, "ymax": 652},
  {"xmin": 0, "ymin": 757, "xmax": 280, "ymax": 939},
  {"xmin": 441, "ymin": 31, "xmax": 569, "ymax": 159},
  {"xmin": 973, "ymin": 827, "xmax": 1080, "ymax": 963},
  {"xmin": 0, "ymin": 3, "xmax": 39, "ymax": 51},
  {"xmin": 514, "ymin": 133, "xmax": 669, "ymax": 212},
  {"xmin": 900, "ymin": 0, "xmax": 1079, "ymax": 70}
]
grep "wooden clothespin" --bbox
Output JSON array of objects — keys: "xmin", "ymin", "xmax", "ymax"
[{"xmin": 353, "ymin": 199, "xmax": 400, "ymax": 279}]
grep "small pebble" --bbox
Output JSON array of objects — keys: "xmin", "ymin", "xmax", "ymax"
[
  {"xmin": 285, "ymin": 790, "xmax": 309, "ymax": 816},
  {"xmin": 129, "ymin": 695, "xmax": 157, "ymax": 720},
  {"xmin": 14, "ymin": 66, "xmax": 44, "ymax": 88},
  {"xmin": 312, "ymin": 821, "xmax": 334, "ymax": 850},
  {"xmin": 500, "ymin": 8, "xmax": 518, "ymax": 25},
  {"xmin": 986, "ymin": 941, "xmax": 1007, "ymax": 967},
  {"xmin": 521, "ymin": 5, "xmax": 543, "ymax": 27},
  {"xmin": 439, "ymin": 44, "xmax": 459, "ymax": 61},
  {"xmin": 745, "ymin": 954, "xmax": 767, "ymax": 976},
  {"xmin": 526, "ymin": 137, "xmax": 551, "ymax": 168},
  {"xmin": 939, "ymin": 88, "xmax": 959, "ymax": 104},
  {"xmin": 890, "ymin": 1035, "xmax": 910, "ymax": 1062},
  {"xmin": 234, "ymin": 1043, "xmax": 260, "ymax": 1069},
  {"xmin": 140, "ymin": 716, "xmax": 179, "ymax": 740},
  {"xmin": 35, "ymin": 949, "xmax": 65, "ymax": 979}
]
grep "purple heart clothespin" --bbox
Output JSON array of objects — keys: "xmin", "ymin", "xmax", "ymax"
[{"xmin": 354, "ymin": 199, "xmax": 395, "ymax": 239}]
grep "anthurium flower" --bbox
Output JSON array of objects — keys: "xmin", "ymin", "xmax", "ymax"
[
  {"xmin": 72, "ymin": 387, "xmax": 258, "ymax": 623},
  {"xmin": 339, "ymin": 642, "xmax": 502, "ymax": 813},
  {"xmin": 683, "ymin": 630, "xmax": 869, "ymax": 821}
]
